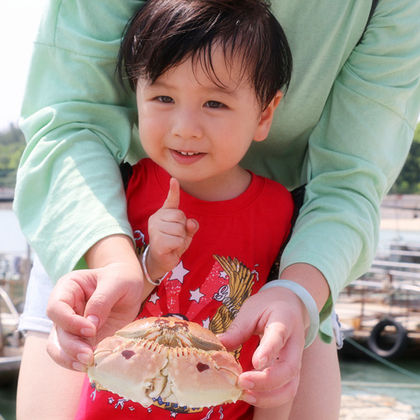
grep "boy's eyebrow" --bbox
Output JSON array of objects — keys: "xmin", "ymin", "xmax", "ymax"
[{"xmin": 150, "ymin": 79, "xmax": 239, "ymax": 96}]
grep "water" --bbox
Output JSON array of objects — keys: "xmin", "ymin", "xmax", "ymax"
[
  {"xmin": 340, "ymin": 351, "xmax": 420, "ymax": 418},
  {"xmin": 0, "ymin": 378, "xmax": 17, "ymax": 420},
  {"xmin": 340, "ymin": 228, "xmax": 420, "ymax": 417}
]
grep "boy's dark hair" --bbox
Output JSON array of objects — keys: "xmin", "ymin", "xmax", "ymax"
[{"xmin": 117, "ymin": 0, "xmax": 292, "ymax": 109}]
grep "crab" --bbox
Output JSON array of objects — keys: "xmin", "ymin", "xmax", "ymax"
[{"xmin": 87, "ymin": 317, "xmax": 243, "ymax": 409}]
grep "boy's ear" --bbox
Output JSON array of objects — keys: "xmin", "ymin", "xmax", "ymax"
[{"xmin": 254, "ymin": 91, "xmax": 283, "ymax": 142}]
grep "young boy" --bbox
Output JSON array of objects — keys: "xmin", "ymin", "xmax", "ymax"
[{"xmin": 63, "ymin": 0, "xmax": 294, "ymax": 418}]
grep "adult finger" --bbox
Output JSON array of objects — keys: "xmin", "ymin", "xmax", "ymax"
[
  {"xmin": 83, "ymin": 277, "xmax": 127, "ymax": 331},
  {"xmin": 239, "ymin": 332, "xmax": 303, "ymax": 392},
  {"xmin": 46, "ymin": 327, "xmax": 91, "ymax": 372},
  {"xmin": 58, "ymin": 326, "xmax": 94, "ymax": 368},
  {"xmin": 47, "ymin": 277, "xmax": 97, "ymax": 337},
  {"xmin": 251, "ymin": 321, "xmax": 289, "ymax": 370},
  {"xmin": 162, "ymin": 177, "xmax": 180, "ymax": 209},
  {"xmin": 47, "ymin": 299, "xmax": 97, "ymax": 338},
  {"xmin": 83, "ymin": 269, "xmax": 142, "ymax": 337},
  {"xmin": 241, "ymin": 374, "xmax": 300, "ymax": 408}
]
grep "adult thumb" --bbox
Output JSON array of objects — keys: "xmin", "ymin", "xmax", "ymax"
[{"xmin": 218, "ymin": 308, "xmax": 257, "ymax": 352}]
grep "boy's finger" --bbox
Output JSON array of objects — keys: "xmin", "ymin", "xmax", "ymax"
[
  {"xmin": 162, "ymin": 178, "xmax": 180, "ymax": 209},
  {"xmin": 186, "ymin": 218, "xmax": 199, "ymax": 238}
]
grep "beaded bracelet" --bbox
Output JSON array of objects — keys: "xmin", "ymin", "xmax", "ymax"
[
  {"xmin": 140, "ymin": 245, "xmax": 165, "ymax": 286},
  {"xmin": 260, "ymin": 279, "xmax": 320, "ymax": 348}
]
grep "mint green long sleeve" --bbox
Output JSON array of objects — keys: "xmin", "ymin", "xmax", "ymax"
[
  {"xmin": 14, "ymin": 0, "xmax": 420, "ymax": 339},
  {"xmin": 15, "ymin": 1, "xmax": 146, "ymax": 277},
  {"xmin": 269, "ymin": 0, "xmax": 420, "ymax": 337}
]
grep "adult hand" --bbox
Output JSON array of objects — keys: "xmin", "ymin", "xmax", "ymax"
[
  {"xmin": 218, "ymin": 286, "xmax": 309, "ymax": 408},
  {"xmin": 46, "ymin": 261, "xmax": 145, "ymax": 371}
]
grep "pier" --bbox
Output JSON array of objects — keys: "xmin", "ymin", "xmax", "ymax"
[
  {"xmin": 340, "ymin": 393, "xmax": 417, "ymax": 419},
  {"xmin": 336, "ymin": 241, "xmax": 420, "ymax": 359}
]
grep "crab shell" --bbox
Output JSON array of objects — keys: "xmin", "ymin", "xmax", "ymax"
[{"xmin": 87, "ymin": 317, "xmax": 243, "ymax": 408}]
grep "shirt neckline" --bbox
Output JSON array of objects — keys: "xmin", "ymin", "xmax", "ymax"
[{"xmin": 149, "ymin": 159, "xmax": 265, "ymax": 215}]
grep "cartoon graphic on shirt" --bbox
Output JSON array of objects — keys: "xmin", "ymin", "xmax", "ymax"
[
  {"xmin": 209, "ymin": 255, "xmax": 255, "ymax": 338},
  {"xmin": 143, "ymin": 253, "xmax": 258, "ymax": 347}
]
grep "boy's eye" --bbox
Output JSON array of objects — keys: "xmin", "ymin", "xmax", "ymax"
[
  {"xmin": 205, "ymin": 101, "xmax": 226, "ymax": 109},
  {"xmin": 156, "ymin": 96, "xmax": 173, "ymax": 103}
]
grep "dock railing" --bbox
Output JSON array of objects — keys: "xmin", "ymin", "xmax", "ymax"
[{"xmin": 336, "ymin": 242, "xmax": 420, "ymax": 347}]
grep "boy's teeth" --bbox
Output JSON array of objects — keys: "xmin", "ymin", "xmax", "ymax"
[{"xmin": 179, "ymin": 151, "xmax": 198, "ymax": 156}]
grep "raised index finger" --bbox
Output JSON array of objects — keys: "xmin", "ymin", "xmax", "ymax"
[{"xmin": 162, "ymin": 177, "xmax": 180, "ymax": 209}]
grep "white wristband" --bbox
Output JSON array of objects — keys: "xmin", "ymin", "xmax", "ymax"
[
  {"xmin": 140, "ymin": 245, "xmax": 165, "ymax": 286},
  {"xmin": 260, "ymin": 279, "xmax": 320, "ymax": 348}
]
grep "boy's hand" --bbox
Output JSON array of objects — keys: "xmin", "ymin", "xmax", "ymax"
[
  {"xmin": 46, "ymin": 261, "xmax": 145, "ymax": 371},
  {"xmin": 146, "ymin": 178, "xmax": 199, "ymax": 280}
]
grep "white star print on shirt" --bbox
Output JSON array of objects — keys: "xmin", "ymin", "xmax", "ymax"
[
  {"xmin": 189, "ymin": 287, "xmax": 204, "ymax": 303},
  {"xmin": 149, "ymin": 292, "xmax": 160, "ymax": 304},
  {"xmin": 169, "ymin": 261, "xmax": 190, "ymax": 284}
]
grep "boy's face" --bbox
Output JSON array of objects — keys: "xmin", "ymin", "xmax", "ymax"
[{"xmin": 136, "ymin": 46, "xmax": 279, "ymax": 198}]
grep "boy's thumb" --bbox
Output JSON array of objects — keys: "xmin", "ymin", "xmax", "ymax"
[{"xmin": 162, "ymin": 177, "xmax": 180, "ymax": 209}]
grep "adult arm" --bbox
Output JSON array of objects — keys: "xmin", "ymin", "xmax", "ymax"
[
  {"xmin": 280, "ymin": 0, "xmax": 420, "ymax": 336},
  {"xmin": 14, "ymin": 0, "xmax": 145, "ymax": 281},
  {"xmin": 17, "ymin": 332, "xmax": 85, "ymax": 420}
]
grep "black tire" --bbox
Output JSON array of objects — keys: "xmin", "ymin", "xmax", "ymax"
[{"xmin": 367, "ymin": 318, "xmax": 408, "ymax": 359}]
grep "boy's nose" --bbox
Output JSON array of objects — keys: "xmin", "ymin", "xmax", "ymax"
[{"xmin": 171, "ymin": 108, "xmax": 203, "ymax": 140}]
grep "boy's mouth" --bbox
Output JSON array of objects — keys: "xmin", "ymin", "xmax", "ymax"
[{"xmin": 170, "ymin": 149, "xmax": 205, "ymax": 164}]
